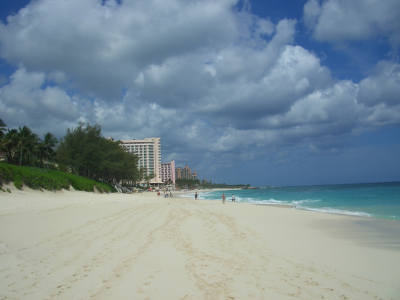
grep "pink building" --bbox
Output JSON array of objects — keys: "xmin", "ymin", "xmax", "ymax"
[
  {"xmin": 175, "ymin": 164, "xmax": 197, "ymax": 180},
  {"xmin": 160, "ymin": 160, "xmax": 176, "ymax": 185}
]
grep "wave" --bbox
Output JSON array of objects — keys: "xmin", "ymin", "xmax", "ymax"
[
  {"xmin": 250, "ymin": 199, "xmax": 373, "ymax": 218},
  {"xmin": 251, "ymin": 201, "xmax": 373, "ymax": 218},
  {"xmin": 237, "ymin": 198, "xmax": 374, "ymax": 218},
  {"xmin": 246, "ymin": 198, "xmax": 322, "ymax": 206},
  {"xmin": 300, "ymin": 207, "xmax": 373, "ymax": 218}
]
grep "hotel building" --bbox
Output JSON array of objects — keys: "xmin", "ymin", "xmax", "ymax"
[
  {"xmin": 119, "ymin": 137, "xmax": 163, "ymax": 186},
  {"xmin": 176, "ymin": 165, "xmax": 197, "ymax": 180},
  {"xmin": 160, "ymin": 160, "xmax": 176, "ymax": 185}
]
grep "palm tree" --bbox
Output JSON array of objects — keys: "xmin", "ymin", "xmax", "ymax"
[
  {"xmin": 43, "ymin": 132, "xmax": 58, "ymax": 169},
  {"xmin": 35, "ymin": 141, "xmax": 45, "ymax": 168},
  {"xmin": 25, "ymin": 133, "xmax": 40, "ymax": 166},
  {"xmin": 17, "ymin": 126, "xmax": 36, "ymax": 166},
  {"xmin": 0, "ymin": 118, "xmax": 6, "ymax": 140},
  {"xmin": 1, "ymin": 129, "xmax": 18, "ymax": 164}
]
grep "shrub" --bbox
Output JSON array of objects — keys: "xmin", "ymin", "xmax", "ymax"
[
  {"xmin": 58, "ymin": 164, "xmax": 68, "ymax": 173},
  {"xmin": 0, "ymin": 162, "xmax": 114, "ymax": 193},
  {"xmin": 14, "ymin": 180, "xmax": 23, "ymax": 189}
]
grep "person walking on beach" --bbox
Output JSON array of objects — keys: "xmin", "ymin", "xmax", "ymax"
[
  {"xmin": 195, "ymin": 192, "xmax": 198, "ymax": 200},
  {"xmin": 232, "ymin": 194, "xmax": 235, "ymax": 202},
  {"xmin": 222, "ymin": 194, "xmax": 225, "ymax": 204}
]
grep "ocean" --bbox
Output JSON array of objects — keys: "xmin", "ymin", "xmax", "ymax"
[{"xmin": 192, "ymin": 182, "xmax": 400, "ymax": 221}]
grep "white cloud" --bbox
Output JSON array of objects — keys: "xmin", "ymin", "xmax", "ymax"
[
  {"xmin": 0, "ymin": 0, "xmax": 240, "ymax": 100},
  {"xmin": 303, "ymin": 0, "xmax": 321, "ymax": 30},
  {"xmin": 263, "ymin": 80, "xmax": 358, "ymax": 130},
  {"xmin": 303, "ymin": 0, "xmax": 400, "ymax": 47},
  {"xmin": 358, "ymin": 60, "xmax": 400, "ymax": 107},
  {"xmin": 0, "ymin": 68, "xmax": 82, "ymax": 134}
]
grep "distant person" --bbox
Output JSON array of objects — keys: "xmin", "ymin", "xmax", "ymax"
[
  {"xmin": 170, "ymin": 192, "xmax": 173, "ymax": 198},
  {"xmin": 222, "ymin": 193, "xmax": 225, "ymax": 204},
  {"xmin": 195, "ymin": 192, "xmax": 198, "ymax": 200},
  {"xmin": 232, "ymin": 194, "xmax": 235, "ymax": 202}
]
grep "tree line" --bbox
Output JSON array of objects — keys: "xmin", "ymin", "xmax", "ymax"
[
  {"xmin": 203, "ymin": 183, "xmax": 250, "ymax": 189},
  {"xmin": 175, "ymin": 178, "xmax": 249, "ymax": 189},
  {"xmin": 175, "ymin": 178, "xmax": 201, "ymax": 188},
  {"xmin": 0, "ymin": 119, "xmax": 143, "ymax": 184},
  {"xmin": 0, "ymin": 118, "xmax": 58, "ymax": 168}
]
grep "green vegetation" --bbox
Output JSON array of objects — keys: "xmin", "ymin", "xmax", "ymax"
[
  {"xmin": 175, "ymin": 178, "xmax": 249, "ymax": 189},
  {"xmin": 205, "ymin": 183, "xmax": 249, "ymax": 189},
  {"xmin": 56, "ymin": 122, "xmax": 140, "ymax": 183},
  {"xmin": 0, "ymin": 118, "xmax": 143, "ymax": 190},
  {"xmin": 0, "ymin": 118, "xmax": 58, "ymax": 168},
  {"xmin": 0, "ymin": 163, "xmax": 114, "ymax": 193},
  {"xmin": 175, "ymin": 178, "xmax": 200, "ymax": 189},
  {"xmin": 43, "ymin": 132, "xmax": 58, "ymax": 169}
]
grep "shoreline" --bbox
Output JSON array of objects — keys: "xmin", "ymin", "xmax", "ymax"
[
  {"xmin": 1, "ymin": 186, "xmax": 399, "ymax": 299},
  {"xmin": 195, "ymin": 197, "xmax": 400, "ymax": 251},
  {"xmin": 192, "ymin": 188, "xmax": 400, "ymax": 222}
]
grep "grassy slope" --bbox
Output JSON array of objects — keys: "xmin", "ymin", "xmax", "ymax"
[{"xmin": 0, "ymin": 162, "xmax": 115, "ymax": 193}]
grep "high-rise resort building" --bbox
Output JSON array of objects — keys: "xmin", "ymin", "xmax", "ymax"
[
  {"xmin": 176, "ymin": 165, "xmax": 197, "ymax": 181},
  {"xmin": 119, "ymin": 137, "xmax": 163, "ymax": 186},
  {"xmin": 161, "ymin": 160, "xmax": 176, "ymax": 185}
]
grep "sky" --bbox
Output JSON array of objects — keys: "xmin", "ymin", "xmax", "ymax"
[{"xmin": 0, "ymin": 0, "xmax": 400, "ymax": 187}]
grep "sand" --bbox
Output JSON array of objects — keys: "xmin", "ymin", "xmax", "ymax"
[{"xmin": 0, "ymin": 185, "xmax": 399, "ymax": 300}]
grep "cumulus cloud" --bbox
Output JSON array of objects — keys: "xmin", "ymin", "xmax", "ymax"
[
  {"xmin": 355, "ymin": 61, "xmax": 400, "ymax": 128},
  {"xmin": 0, "ymin": 68, "xmax": 82, "ymax": 131},
  {"xmin": 358, "ymin": 60, "xmax": 400, "ymax": 107},
  {"xmin": 303, "ymin": 0, "xmax": 400, "ymax": 47},
  {"xmin": 0, "ymin": 0, "xmax": 240, "ymax": 100},
  {"xmin": 262, "ymin": 80, "xmax": 358, "ymax": 132}
]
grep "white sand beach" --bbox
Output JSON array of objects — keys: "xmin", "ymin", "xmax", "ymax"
[{"xmin": 0, "ymin": 186, "xmax": 399, "ymax": 299}]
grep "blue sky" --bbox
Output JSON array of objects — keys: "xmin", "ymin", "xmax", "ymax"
[{"xmin": 0, "ymin": 0, "xmax": 399, "ymax": 186}]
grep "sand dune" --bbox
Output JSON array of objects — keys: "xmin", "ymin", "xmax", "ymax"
[{"xmin": 0, "ymin": 186, "xmax": 399, "ymax": 299}]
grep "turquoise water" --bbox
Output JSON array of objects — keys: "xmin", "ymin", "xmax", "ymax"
[{"xmin": 194, "ymin": 182, "xmax": 400, "ymax": 220}]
